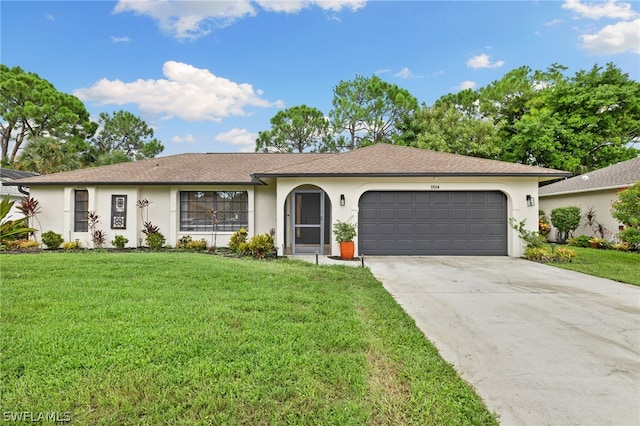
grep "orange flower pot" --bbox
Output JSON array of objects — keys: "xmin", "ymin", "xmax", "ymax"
[{"xmin": 339, "ymin": 241, "xmax": 355, "ymax": 260}]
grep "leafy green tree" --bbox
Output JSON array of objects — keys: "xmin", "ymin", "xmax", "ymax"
[
  {"xmin": 0, "ymin": 65, "xmax": 96, "ymax": 165},
  {"xmin": 255, "ymin": 105, "xmax": 333, "ymax": 153},
  {"xmin": 396, "ymin": 102, "xmax": 500, "ymax": 158},
  {"xmin": 88, "ymin": 110, "xmax": 164, "ymax": 163},
  {"xmin": 329, "ymin": 75, "xmax": 418, "ymax": 150},
  {"xmin": 611, "ymin": 182, "xmax": 640, "ymax": 247},
  {"xmin": 438, "ymin": 63, "xmax": 639, "ymax": 173}
]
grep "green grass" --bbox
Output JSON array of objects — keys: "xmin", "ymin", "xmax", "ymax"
[
  {"xmin": 1, "ymin": 252, "xmax": 497, "ymax": 425},
  {"xmin": 547, "ymin": 245, "xmax": 640, "ymax": 286}
]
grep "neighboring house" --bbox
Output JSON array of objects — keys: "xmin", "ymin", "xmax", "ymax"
[
  {"xmin": 7, "ymin": 144, "xmax": 569, "ymax": 257},
  {"xmin": 0, "ymin": 168, "xmax": 38, "ymax": 221},
  {"xmin": 539, "ymin": 156, "xmax": 640, "ymax": 241}
]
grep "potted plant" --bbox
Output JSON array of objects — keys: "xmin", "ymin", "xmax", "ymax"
[
  {"xmin": 333, "ymin": 219, "xmax": 357, "ymax": 260},
  {"xmin": 588, "ymin": 237, "xmax": 605, "ymax": 249}
]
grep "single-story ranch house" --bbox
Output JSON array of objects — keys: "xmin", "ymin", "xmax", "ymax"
[
  {"xmin": 8, "ymin": 144, "xmax": 570, "ymax": 257},
  {"xmin": 540, "ymin": 156, "xmax": 640, "ymax": 241}
]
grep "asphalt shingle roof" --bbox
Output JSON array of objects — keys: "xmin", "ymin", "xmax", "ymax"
[
  {"xmin": 8, "ymin": 144, "xmax": 570, "ymax": 186},
  {"xmin": 539, "ymin": 156, "xmax": 640, "ymax": 196}
]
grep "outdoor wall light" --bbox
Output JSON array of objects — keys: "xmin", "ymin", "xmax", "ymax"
[
  {"xmin": 526, "ymin": 195, "xmax": 535, "ymax": 207},
  {"xmin": 340, "ymin": 194, "xmax": 345, "ymax": 206}
]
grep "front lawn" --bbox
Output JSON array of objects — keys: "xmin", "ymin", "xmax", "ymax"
[
  {"xmin": 546, "ymin": 245, "xmax": 640, "ymax": 286},
  {"xmin": 1, "ymin": 252, "xmax": 497, "ymax": 425}
]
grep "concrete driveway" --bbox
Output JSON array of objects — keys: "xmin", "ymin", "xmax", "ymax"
[{"xmin": 365, "ymin": 256, "xmax": 640, "ymax": 426}]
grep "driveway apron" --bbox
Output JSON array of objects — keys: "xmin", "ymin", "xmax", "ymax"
[{"xmin": 365, "ymin": 256, "xmax": 640, "ymax": 426}]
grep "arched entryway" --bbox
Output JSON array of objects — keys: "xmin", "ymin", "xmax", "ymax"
[{"xmin": 284, "ymin": 185, "xmax": 331, "ymax": 254}]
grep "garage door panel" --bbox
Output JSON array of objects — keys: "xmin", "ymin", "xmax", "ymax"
[
  {"xmin": 358, "ymin": 191, "xmax": 507, "ymax": 255},
  {"xmin": 379, "ymin": 208, "xmax": 395, "ymax": 219},
  {"xmin": 359, "ymin": 208, "xmax": 378, "ymax": 220},
  {"xmin": 397, "ymin": 223, "xmax": 414, "ymax": 235},
  {"xmin": 397, "ymin": 208, "xmax": 414, "ymax": 219},
  {"xmin": 451, "ymin": 208, "xmax": 468, "ymax": 219}
]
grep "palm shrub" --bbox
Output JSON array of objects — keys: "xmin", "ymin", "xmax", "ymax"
[
  {"xmin": 41, "ymin": 230, "xmax": 64, "ymax": 249},
  {"xmin": 1, "ymin": 196, "xmax": 36, "ymax": 241},
  {"xmin": 550, "ymin": 206, "xmax": 581, "ymax": 243}
]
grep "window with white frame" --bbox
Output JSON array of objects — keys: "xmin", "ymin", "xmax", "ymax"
[{"xmin": 179, "ymin": 191, "xmax": 248, "ymax": 232}]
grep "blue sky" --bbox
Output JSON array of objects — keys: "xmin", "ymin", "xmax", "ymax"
[{"xmin": 2, "ymin": 0, "xmax": 639, "ymax": 155}]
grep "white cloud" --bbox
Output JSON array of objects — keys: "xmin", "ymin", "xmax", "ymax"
[
  {"xmin": 111, "ymin": 36, "xmax": 131, "ymax": 43},
  {"xmin": 394, "ymin": 67, "xmax": 421, "ymax": 79},
  {"xmin": 113, "ymin": 0, "xmax": 257, "ymax": 40},
  {"xmin": 45, "ymin": 14, "xmax": 55, "ymax": 21},
  {"xmin": 114, "ymin": 0, "xmax": 366, "ymax": 40},
  {"xmin": 74, "ymin": 61, "xmax": 283, "ymax": 122},
  {"xmin": 256, "ymin": 0, "xmax": 366, "ymax": 13},
  {"xmin": 544, "ymin": 19, "xmax": 563, "ymax": 26},
  {"xmin": 214, "ymin": 128, "xmax": 258, "ymax": 152},
  {"xmin": 172, "ymin": 134, "xmax": 196, "ymax": 144},
  {"xmin": 562, "ymin": 0, "xmax": 638, "ymax": 20},
  {"xmin": 581, "ymin": 18, "xmax": 640, "ymax": 54},
  {"xmin": 467, "ymin": 54, "xmax": 505, "ymax": 69},
  {"xmin": 456, "ymin": 81, "xmax": 477, "ymax": 91}
]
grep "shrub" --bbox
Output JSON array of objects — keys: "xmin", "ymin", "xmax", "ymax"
[
  {"xmin": 247, "ymin": 233, "xmax": 275, "ymax": 259},
  {"xmin": 550, "ymin": 206, "xmax": 581, "ymax": 243},
  {"xmin": 509, "ymin": 218, "xmax": 546, "ymax": 249},
  {"xmin": 611, "ymin": 242, "xmax": 631, "ymax": 252},
  {"xmin": 62, "ymin": 241, "xmax": 81, "ymax": 250},
  {"xmin": 146, "ymin": 232, "xmax": 165, "ymax": 251},
  {"xmin": 41, "ymin": 230, "xmax": 63, "ymax": 249},
  {"xmin": 618, "ymin": 227, "xmax": 640, "ymax": 250},
  {"xmin": 568, "ymin": 235, "xmax": 591, "ymax": 248},
  {"xmin": 228, "ymin": 228, "xmax": 249, "ymax": 252},
  {"xmin": 3, "ymin": 239, "xmax": 40, "ymax": 249},
  {"xmin": 538, "ymin": 210, "xmax": 551, "ymax": 237},
  {"xmin": 237, "ymin": 242, "xmax": 250, "ymax": 255},
  {"xmin": 176, "ymin": 235, "xmax": 193, "ymax": 249},
  {"xmin": 111, "ymin": 234, "xmax": 129, "ymax": 248},
  {"xmin": 523, "ymin": 247, "xmax": 551, "ymax": 262},
  {"xmin": 552, "ymin": 247, "xmax": 577, "ymax": 263},
  {"xmin": 186, "ymin": 239, "xmax": 207, "ymax": 251}
]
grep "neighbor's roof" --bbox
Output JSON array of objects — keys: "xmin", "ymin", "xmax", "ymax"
[
  {"xmin": 1, "ymin": 168, "xmax": 39, "ymax": 181},
  {"xmin": 540, "ymin": 156, "xmax": 640, "ymax": 197},
  {"xmin": 8, "ymin": 144, "xmax": 570, "ymax": 186},
  {"xmin": 0, "ymin": 168, "xmax": 39, "ymax": 197}
]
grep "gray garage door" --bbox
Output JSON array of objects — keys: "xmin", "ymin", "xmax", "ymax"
[{"xmin": 359, "ymin": 191, "xmax": 507, "ymax": 255}]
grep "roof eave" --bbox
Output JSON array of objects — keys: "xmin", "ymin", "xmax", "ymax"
[
  {"xmin": 540, "ymin": 184, "xmax": 632, "ymax": 197},
  {"xmin": 4, "ymin": 180, "xmax": 260, "ymax": 186},
  {"xmin": 254, "ymin": 172, "xmax": 572, "ymax": 178}
]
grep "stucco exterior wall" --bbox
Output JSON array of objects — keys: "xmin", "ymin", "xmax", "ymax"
[
  {"xmin": 275, "ymin": 176, "xmax": 541, "ymax": 258},
  {"xmin": 28, "ymin": 175, "xmax": 541, "ymax": 257},
  {"xmin": 539, "ymin": 189, "xmax": 625, "ymax": 242}
]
